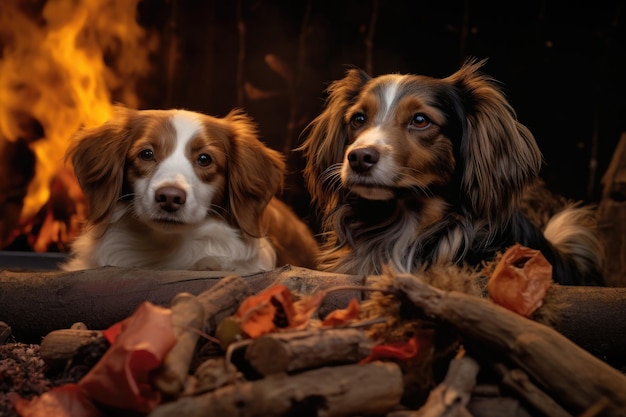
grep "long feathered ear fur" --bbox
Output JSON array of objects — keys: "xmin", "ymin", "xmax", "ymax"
[
  {"xmin": 66, "ymin": 105, "xmax": 140, "ymax": 226},
  {"xmin": 447, "ymin": 59, "xmax": 543, "ymax": 226},
  {"xmin": 225, "ymin": 109, "xmax": 285, "ymax": 237},
  {"xmin": 298, "ymin": 68, "xmax": 371, "ymax": 214}
]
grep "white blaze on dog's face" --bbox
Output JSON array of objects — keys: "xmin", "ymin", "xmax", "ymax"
[
  {"xmin": 340, "ymin": 74, "xmax": 455, "ymax": 201},
  {"xmin": 126, "ymin": 111, "xmax": 228, "ymax": 231}
]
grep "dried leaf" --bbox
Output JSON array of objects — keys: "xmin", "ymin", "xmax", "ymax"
[
  {"xmin": 321, "ymin": 298, "xmax": 360, "ymax": 327},
  {"xmin": 9, "ymin": 302, "xmax": 176, "ymax": 416},
  {"xmin": 487, "ymin": 243, "xmax": 553, "ymax": 317},
  {"xmin": 291, "ymin": 291, "xmax": 327, "ymax": 328},
  {"xmin": 235, "ymin": 285, "xmax": 296, "ymax": 338},
  {"xmin": 79, "ymin": 301, "xmax": 176, "ymax": 413}
]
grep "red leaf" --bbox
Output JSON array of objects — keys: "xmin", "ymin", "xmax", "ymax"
[
  {"xmin": 235, "ymin": 285, "xmax": 296, "ymax": 338},
  {"xmin": 321, "ymin": 298, "xmax": 360, "ymax": 327},
  {"xmin": 361, "ymin": 331, "xmax": 435, "ymax": 364},
  {"xmin": 78, "ymin": 301, "xmax": 176, "ymax": 413},
  {"xmin": 10, "ymin": 385, "xmax": 101, "ymax": 417},
  {"xmin": 488, "ymin": 244, "xmax": 553, "ymax": 317}
]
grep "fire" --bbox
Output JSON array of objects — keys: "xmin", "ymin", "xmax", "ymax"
[{"xmin": 0, "ymin": 0, "xmax": 154, "ymax": 251}]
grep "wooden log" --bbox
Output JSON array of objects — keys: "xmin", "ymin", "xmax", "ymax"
[
  {"xmin": 244, "ymin": 327, "xmax": 374, "ymax": 375},
  {"xmin": 195, "ymin": 275, "xmax": 254, "ymax": 336},
  {"xmin": 388, "ymin": 355, "xmax": 479, "ymax": 417},
  {"xmin": 148, "ymin": 361, "xmax": 403, "ymax": 417},
  {"xmin": 0, "ymin": 265, "xmax": 364, "ymax": 342},
  {"xmin": 493, "ymin": 363, "xmax": 573, "ymax": 417},
  {"xmin": 539, "ymin": 285, "xmax": 626, "ymax": 371},
  {"xmin": 153, "ymin": 292, "xmax": 205, "ymax": 397},
  {"xmin": 392, "ymin": 273, "xmax": 626, "ymax": 417},
  {"xmin": 39, "ymin": 328, "xmax": 105, "ymax": 366},
  {"xmin": 1, "ymin": 266, "xmax": 625, "ymax": 370}
]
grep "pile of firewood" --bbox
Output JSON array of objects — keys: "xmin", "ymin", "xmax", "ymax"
[{"xmin": 4, "ymin": 264, "xmax": 626, "ymax": 417}]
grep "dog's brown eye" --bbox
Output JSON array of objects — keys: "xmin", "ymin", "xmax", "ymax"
[
  {"xmin": 197, "ymin": 153, "xmax": 212, "ymax": 167},
  {"xmin": 350, "ymin": 113, "xmax": 366, "ymax": 128},
  {"xmin": 139, "ymin": 149, "xmax": 154, "ymax": 161},
  {"xmin": 410, "ymin": 113, "xmax": 431, "ymax": 129}
]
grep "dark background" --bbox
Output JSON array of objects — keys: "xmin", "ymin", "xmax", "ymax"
[{"xmin": 135, "ymin": 1, "xmax": 626, "ymax": 225}]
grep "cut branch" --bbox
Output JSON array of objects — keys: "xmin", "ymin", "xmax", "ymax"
[
  {"xmin": 1, "ymin": 265, "xmax": 625, "ymax": 372},
  {"xmin": 389, "ymin": 355, "xmax": 479, "ymax": 417},
  {"xmin": 154, "ymin": 292, "xmax": 205, "ymax": 396},
  {"xmin": 393, "ymin": 273, "xmax": 626, "ymax": 416},
  {"xmin": 244, "ymin": 327, "xmax": 373, "ymax": 375},
  {"xmin": 148, "ymin": 361, "xmax": 403, "ymax": 417},
  {"xmin": 195, "ymin": 274, "xmax": 254, "ymax": 336}
]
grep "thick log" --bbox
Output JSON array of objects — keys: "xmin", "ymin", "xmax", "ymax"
[
  {"xmin": 393, "ymin": 273, "xmax": 626, "ymax": 417},
  {"xmin": 244, "ymin": 327, "xmax": 374, "ymax": 375},
  {"xmin": 0, "ymin": 265, "xmax": 364, "ymax": 343},
  {"xmin": 148, "ymin": 361, "xmax": 403, "ymax": 417},
  {"xmin": 0, "ymin": 265, "xmax": 625, "ymax": 371}
]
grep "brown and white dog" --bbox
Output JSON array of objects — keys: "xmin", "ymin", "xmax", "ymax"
[
  {"xmin": 299, "ymin": 59, "xmax": 604, "ymax": 285},
  {"xmin": 62, "ymin": 106, "xmax": 319, "ymax": 273}
]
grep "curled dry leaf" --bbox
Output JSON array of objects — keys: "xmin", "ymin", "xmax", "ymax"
[
  {"xmin": 235, "ymin": 285, "xmax": 296, "ymax": 338},
  {"xmin": 487, "ymin": 243, "xmax": 553, "ymax": 317},
  {"xmin": 11, "ymin": 302, "xmax": 176, "ymax": 417},
  {"xmin": 233, "ymin": 285, "xmax": 361, "ymax": 341},
  {"xmin": 322, "ymin": 298, "xmax": 360, "ymax": 327},
  {"xmin": 80, "ymin": 301, "xmax": 176, "ymax": 413}
]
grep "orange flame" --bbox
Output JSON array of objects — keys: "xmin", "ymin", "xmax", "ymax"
[{"xmin": 0, "ymin": 0, "xmax": 155, "ymax": 251}]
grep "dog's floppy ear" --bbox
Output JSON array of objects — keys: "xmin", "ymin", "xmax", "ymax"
[
  {"xmin": 298, "ymin": 68, "xmax": 371, "ymax": 211},
  {"xmin": 225, "ymin": 109, "xmax": 285, "ymax": 237},
  {"xmin": 66, "ymin": 105, "xmax": 140, "ymax": 225},
  {"xmin": 446, "ymin": 59, "xmax": 542, "ymax": 225}
]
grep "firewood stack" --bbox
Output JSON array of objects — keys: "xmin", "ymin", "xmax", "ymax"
[{"xmin": 6, "ymin": 264, "xmax": 623, "ymax": 417}]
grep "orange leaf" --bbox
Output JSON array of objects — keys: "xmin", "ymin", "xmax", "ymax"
[
  {"xmin": 236, "ymin": 285, "xmax": 296, "ymax": 338},
  {"xmin": 10, "ymin": 385, "xmax": 101, "ymax": 417},
  {"xmin": 292, "ymin": 291, "xmax": 327, "ymax": 328},
  {"xmin": 488, "ymin": 244, "xmax": 553, "ymax": 317},
  {"xmin": 321, "ymin": 298, "xmax": 360, "ymax": 327},
  {"xmin": 79, "ymin": 301, "xmax": 176, "ymax": 413}
]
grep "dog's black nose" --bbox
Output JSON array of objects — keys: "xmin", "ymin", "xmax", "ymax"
[
  {"xmin": 348, "ymin": 147, "xmax": 380, "ymax": 173},
  {"xmin": 156, "ymin": 186, "xmax": 187, "ymax": 212}
]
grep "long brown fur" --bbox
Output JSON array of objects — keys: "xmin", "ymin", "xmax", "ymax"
[{"xmin": 299, "ymin": 59, "xmax": 604, "ymax": 285}]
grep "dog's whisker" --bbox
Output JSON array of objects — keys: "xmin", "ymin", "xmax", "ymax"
[
  {"xmin": 320, "ymin": 164, "xmax": 344, "ymax": 194},
  {"xmin": 207, "ymin": 204, "xmax": 229, "ymax": 221},
  {"xmin": 117, "ymin": 193, "xmax": 136, "ymax": 201}
]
